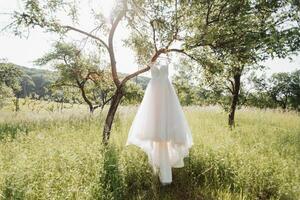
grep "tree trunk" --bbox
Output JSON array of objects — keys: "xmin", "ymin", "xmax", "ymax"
[
  {"xmin": 282, "ymin": 95, "xmax": 288, "ymax": 111},
  {"xmin": 60, "ymin": 99, "xmax": 64, "ymax": 112},
  {"xmin": 79, "ymin": 85, "xmax": 94, "ymax": 113},
  {"xmin": 228, "ymin": 74, "xmax": 241, "ymax": 128},
  {"xmin": 100, "ymin": 103, "xmax": 105, "ymax": 113},
  {"xmin": 15, "ymin": 96, "xmax": 20, "ymax": 112},
  {"xmin": 89, "ymin": 106, "xmax": 95, "ymax": 114},
  {"xmin": 102, "ymin": 87, "xmax": 124, "ymax": 144}
]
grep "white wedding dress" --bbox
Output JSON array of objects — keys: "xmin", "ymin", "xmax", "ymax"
[{"xmin": 126, "ymin": 58, "xmax": 193, "ymax": 184}]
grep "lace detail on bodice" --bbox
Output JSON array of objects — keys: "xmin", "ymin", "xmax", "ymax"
[{"xmin": 151, "ymin": 64, "xmax": 169, "ymax": 79}]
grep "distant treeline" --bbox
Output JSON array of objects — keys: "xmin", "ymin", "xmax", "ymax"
[
  {"xmin": 173, "ymin": 67, "xmax": 300, "ymax": 111},
  {"xmin": 0, "ymin": 62, "xmax": 150, "ymax": 112},
  {"xmin": 7, "ymin": 64, "xmax": 149, "ymax": 102},
  {"xmin": 1, "ymin": 62, "xmax": 299, "ymax": 112}
]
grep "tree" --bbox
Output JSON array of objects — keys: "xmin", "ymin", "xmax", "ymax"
[
  {"xmin": 122, "ymin": 81, "xmax": 144, "ymax": 105},
  {"xmin": 269, "ymin": 72, "xmax": 291, "ymax": 110},
  {"xmin": 19, "ymin": 74, "xmax": 36, "ymax": 98},
  {"xmin": 30, "ymin": 74, "xmax": 53, "ymax": 99},
  {"xmin": 244, "ymin": 72, "xmax": 276, "ymax": 109},
  {"xmin": 289, "ymin": 70, "xmax": 300, "ymax": 111},
  {"xmin": 244, "ymin": 70, "xmax": 300, "ymax": 110},
  {"xmin": 0, "ymin": 61, "xmax": 23, "ymax": 111},
  {"xmin": 35, "ymin": 42, "xmax": 114, "ymax": 113},
  {"xmin": 269, "ymin": 70, "xmax": 300, "ymax": 111}
]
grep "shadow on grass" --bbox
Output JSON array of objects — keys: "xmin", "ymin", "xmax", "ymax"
[
  {"xmin": 92, "ymin": 144, "xmax": 125, "ymax": 200},
  {"xmin": 275, "ymin": 130, "xmax": 300, "ymax": 158},
  {"xmin": 0, "ymin": 123, "xmax": 29, "ymax": 140},
  {"xmin": 91, "ymin": 145, "xmax": 291, "ymax": 200},
  {"xmin": 2, "ymin": 178, "xmax": 25, "ymax": 200}
]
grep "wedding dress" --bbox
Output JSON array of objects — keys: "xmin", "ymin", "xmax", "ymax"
[{"xmin": 126, "ymin": 57, "xmax": 193, "ymax": 184}]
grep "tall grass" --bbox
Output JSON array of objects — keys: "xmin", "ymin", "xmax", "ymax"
[{"xmin": 0, "ymin": 105, "xmax": 299, "ymax": 199}]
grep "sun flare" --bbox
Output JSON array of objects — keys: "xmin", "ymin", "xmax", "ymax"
[{"xmin": 99, "ymin": 0, "xmax": 116, "ymax": 18}]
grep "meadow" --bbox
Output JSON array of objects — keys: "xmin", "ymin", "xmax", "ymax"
[{"xmin": 0, "ymin": 100, "xmax": 299, "ymax": 200}]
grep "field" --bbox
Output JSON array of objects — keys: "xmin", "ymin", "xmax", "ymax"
[{"xmin": 0, "ymin": 100, "xmax": 299, "ymax": 200}]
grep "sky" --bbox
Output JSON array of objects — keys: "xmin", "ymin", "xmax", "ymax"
[{"xmin": 0, "ymin": 0, "xmax": 299, "ymax": 78}]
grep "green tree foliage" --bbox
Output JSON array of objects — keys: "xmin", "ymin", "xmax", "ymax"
[
  {"xmin": 172, "ymin": 60, "xmax": 199, "ymax": 106},
  {"xmin": 16, "ymin": 65, "xmax": 57, "ymax": 99},
  {"xmin": 0, "ymin": 61, "xmax": 23, "ymax": 111},
  {"xmin": 173, "ymin": 62, "xmax": 300, "ymax": 112},
  {"xmin": 242, "ymin": 72, "xmax": 277, "ymax": 109},
  {"xmin": 178, "ymin": 0, "xmax": 300, "ymax": 126},
  {"xmin": 289, "ymin": 70, "xmax": 300, "ymax": 110},
  {"xmin": 242, "ymin": 69, "xmax": 300, "ymax": 111},
  {"xmin": 19, "ymin": 74, "xmax": 36, "ymax": 98},
  {"xmin": 122, "ymin": 81, "xmax": 144, "ymax": 105},
  {"xmin": 269, "ymin": 72, "xmax": 292, "ymax": 110},
  {"xmin": 269, "ymin": 70, "xmax": 300, "ymax": 110}
]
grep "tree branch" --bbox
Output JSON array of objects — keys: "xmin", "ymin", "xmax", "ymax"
[
  {"xmin": 93, "ymin": 94, "xmax": 113, "ymax": 110},
  {"xmin": 0, "ymin": 20, "xmax": 18, "ymax": 32},
  {"xmin": 168, "ymin": 48, "xmax": 200, "ymax": 62},
  {"xmin": 166, "ymin": 0, "xmax": 180, "ymax": 48},
  {"xmin": 228, "ymin": 79, "xmax": 235, "ymax": 92},
  {"xmin": 121, "ymin": 65, "xmax": 151, "ymax": 86},
  {"xmin": 205, "ymin": 2, "xmax": 213, "ymax": 25},
  {"xmin": 85, "ymin": 71, "xmax": 104, "ymax": 82},
  {"xmin": 62, "ymin": 55, "xmax": 69, "ymax": 65},
  {"xmin": 108, "ymin": 1, "xmax": 128, "ymax": 87},
  {"xmin": 225, "ymin": 84, "xmax": 234, "ymax": 94},
  {"xmin": 63, "ymin": 25, "xmax": 109, "ymax": 51},
  {"xmin": 52, "ymin": 82, "xmax": 78, "ymax": 88},
  {"xmin": 150, "ymin": 20, "xmax": 158, "ymax": 52},
  {"xmin": 120, "ymin": 48, "xmax": 166, "ymax": 86},
  {"xmin": 100, "ymin": 95, "xmax": 113, "ymax": 108}
]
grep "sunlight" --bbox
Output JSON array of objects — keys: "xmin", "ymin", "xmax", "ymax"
[{"xmin": 99, "ymin": 0, "xmax": 116, "ymax": 18}]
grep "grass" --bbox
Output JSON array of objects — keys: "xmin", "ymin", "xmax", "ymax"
[{"xmin": 0, "ymin": 101, "xmax": 299, "ymax": 199}]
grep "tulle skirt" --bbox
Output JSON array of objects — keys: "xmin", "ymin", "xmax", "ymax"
[{"xmin": 126, "ymin": 77, "xmax": 193, "ymax": 183}]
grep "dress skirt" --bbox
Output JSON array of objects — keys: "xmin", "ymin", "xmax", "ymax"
[{"xmin": 126, "ymin": 76, "xmax": 193, "ymax": 183}]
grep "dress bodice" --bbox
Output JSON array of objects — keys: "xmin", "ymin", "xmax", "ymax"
[{"xmin": 151, "ymin": 61, "xmax": 169, "ymax": 79}]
